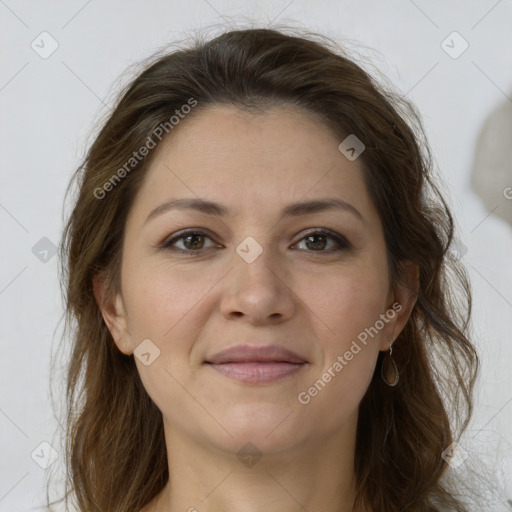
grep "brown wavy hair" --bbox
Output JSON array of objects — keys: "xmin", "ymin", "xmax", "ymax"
[{"xmin": 50, "ymin": 26, "xmax": 479, "ymax": 512}]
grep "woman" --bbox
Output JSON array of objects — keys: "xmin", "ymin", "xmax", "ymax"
[{"xmin": 52, "ymin": 27, "xmax": 479, "ymax": 511}]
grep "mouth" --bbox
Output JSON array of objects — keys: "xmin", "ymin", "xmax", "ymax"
[
  {"xmin": 204, "ymin": 344, "xmax": 308, "ymax": 384},
  {"xmin": 205, "ymin": 361, "xmax": 307, "ymax": 384}
]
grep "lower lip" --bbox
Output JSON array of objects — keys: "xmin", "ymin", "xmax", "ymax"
[{"xmin": 206, "ymin": 362, "xmax": 306, "ymax": 384}]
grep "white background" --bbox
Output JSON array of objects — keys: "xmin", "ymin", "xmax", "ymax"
[{"xmin": 1, "ymin": 1, "xmax": 511, "ymax": 510}]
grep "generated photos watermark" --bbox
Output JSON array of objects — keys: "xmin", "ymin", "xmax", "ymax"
[
  {"xmin": 297, "ymin": 301, "xmax": 402, "ymax": 405},
  {"xmin": 94, "ymin": 97, "xmax": 198, "ymax": 200}
]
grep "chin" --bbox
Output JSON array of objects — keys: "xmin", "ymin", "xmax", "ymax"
[{"xmin": 211, "ymin": 402, "xmax": 306, "ymax": 451}]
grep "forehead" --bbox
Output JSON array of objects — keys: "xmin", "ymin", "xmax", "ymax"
[
  {"xmin": 152, "ymin": 103, "xmax": 342, "ymax": 176},
  {"xmin": 127, "ymin": 104, "xmax": 380, "ymax": 228}
]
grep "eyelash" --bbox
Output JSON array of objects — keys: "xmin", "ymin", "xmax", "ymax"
[{"xmin": 160, "ymin": 228, "xmax": 351, "ymax": 255}]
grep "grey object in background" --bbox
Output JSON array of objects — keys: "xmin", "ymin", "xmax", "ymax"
[{"xmin": 471, "ymin": 98, "xmax": 512, "ymax": 227}]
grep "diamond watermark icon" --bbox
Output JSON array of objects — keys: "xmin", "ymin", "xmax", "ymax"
[
  {"xmin": 32, "ymin": 236, "xmax": 57, "ymax": 263},
  {"xmin": 449, "ymin": 237, "xmax": 468, "ymax": 260},
  {"xmin": 237, "ymin": 442, "xmax": 262, "ymax": 468},
  {"xmin": 31, "ymin": 31, "xmax": 59, "ymax": 59},
  {"xmin": 441, "ymin": 31, "xmax": 469, "ymax": 59},
  {"xmin": 134, "ymin": 338, "xmax": 161, "ymax": 366},
  {"xmin": 441, "ymin": 441, "xmax": 469, "ymax": 468},
  {"xmin": 31, "ymin": 441, "xmax": 59, "ymax": 469},
  {"xmin": 338, "ymin": 134, "xmax": 365, "ymax": 161},
  {"xmin": 236, "ymin": 236, "xmax": 263, "ymax": 263}
]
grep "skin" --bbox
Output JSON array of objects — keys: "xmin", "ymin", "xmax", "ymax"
[{"xmin": 94, "ymin": 104, "xmax": 418, "ymax": 512}]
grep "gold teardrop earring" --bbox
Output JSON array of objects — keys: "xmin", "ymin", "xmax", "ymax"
[{"xmin": 381, "ymin": 339, "xmax": 399, "ymax": 386}]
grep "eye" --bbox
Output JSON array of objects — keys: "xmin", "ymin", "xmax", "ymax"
[
  {"xmin": 293, "ymin": 229, "xmax": 351, "ymax": 252},
  {"xmin": 160, "ymin": 228, "xmax": 351, "ymax": 255},
  {"xmin": 161, "ymin": 229, "xmax": 218, "ymax": 254}
]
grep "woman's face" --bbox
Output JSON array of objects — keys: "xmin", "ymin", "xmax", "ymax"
[{"xmin": 97, "ymin": 104, "xmax": 417, "ymax": 456}]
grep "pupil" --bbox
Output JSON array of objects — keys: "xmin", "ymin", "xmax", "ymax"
[
  {"xmin": 185, "ymin": 234, "xmax": 203, "ymax": 249},
  {"xmin": 307, "ymin": 234, "xmax": 326, "ymax": 250}
]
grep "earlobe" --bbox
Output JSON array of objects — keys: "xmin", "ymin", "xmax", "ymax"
[{"xmin": 92, "ymin": 272, "xmax": 133, "ymax": 355}]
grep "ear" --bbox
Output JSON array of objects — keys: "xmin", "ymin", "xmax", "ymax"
[
  {"xmin": 379, "ymin": 260, "xmax": 419, "ymax": 351},
  {"xmin": 92, "ymin": 271, "xmax": 133, "ymax": 355}
]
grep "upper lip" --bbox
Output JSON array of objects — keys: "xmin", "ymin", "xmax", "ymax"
[{"xmin": 205, "ymin": 344, "xmax": 307, "ymax": 364}]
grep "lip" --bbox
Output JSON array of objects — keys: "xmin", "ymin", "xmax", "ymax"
[
  {"xmin": 205, "ymin": 344, "xmax": 307, "ymax": 364},
  {"xmin": 204, "ymin": 344, "xmax": 308, "ymax": 384}
]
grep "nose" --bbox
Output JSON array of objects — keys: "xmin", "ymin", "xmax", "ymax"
[{"xmin": 220, "ymin": 246, "xmax": 295, "ymax": 325}]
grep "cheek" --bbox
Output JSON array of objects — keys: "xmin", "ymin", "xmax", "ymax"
[
  {"xmin": 297, "ymin": 257, "xmax": 388, "ymax": 407},
  {"xmin": 303, "ymin": 259, "xmax": 389, "ymax": 345},
  {"xmin": 297, "ymin": 268, "xmax": 385, "ymax": 422},
  {"xmin": 124, "ymin": 263, "xmax": 208, "ymax": 413},
  {"xmin": 123, "ymin": 259, "xmax": 211, "ymax": 342}
]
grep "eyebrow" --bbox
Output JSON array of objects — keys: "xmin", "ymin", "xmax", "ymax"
[{"xmin": 144, "ymin": 197, "xmax": 365, "ymax": 225}]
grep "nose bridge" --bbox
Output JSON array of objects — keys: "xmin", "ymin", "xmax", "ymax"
[
  {"xmin": 233, "ymin": 234, "xmax": 282, "ymax": 291},
  {"xmin": 220, "ymin": 234, "xmax": 295, "ymax": 322}
]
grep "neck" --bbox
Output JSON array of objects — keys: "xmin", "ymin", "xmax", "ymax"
[{"xmin": 151, "ymin": 413, "xmax": 361, "ymax": 512}]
